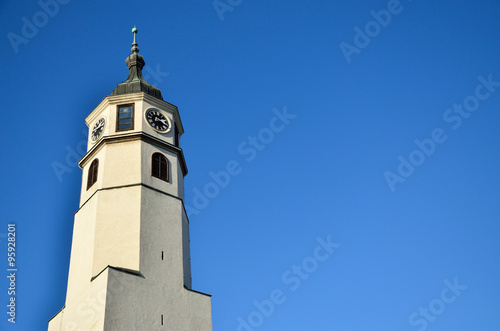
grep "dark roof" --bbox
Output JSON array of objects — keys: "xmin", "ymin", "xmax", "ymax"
[{"xmin": 110, "ymin": 28, "xmax": 163, "ymax": 100}]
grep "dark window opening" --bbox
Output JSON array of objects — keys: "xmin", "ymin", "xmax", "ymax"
[
  {"xmin": 174, "ymin": 125, "xmax": 179, "ymax": 147},
  {"xmin": 116, "ymin": 104, "xmax": 134, "ymax": 131},
  {"xmin": 87, "ymin": 159, "xmax": 99, "ymax": 190},
  {"xmin": 152, "ymin": 153, "xmax": 169, "ymax": 182}
]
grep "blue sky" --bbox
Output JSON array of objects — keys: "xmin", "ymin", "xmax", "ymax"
[{"xmin": 1, "ymin": 0, "xmax": 500, "ymax": 330}]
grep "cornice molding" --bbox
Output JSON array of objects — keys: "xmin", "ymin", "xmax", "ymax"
[
  {"xmin": 184, "ymin": 285, "xmax": 212, "ymax": 298},
  {"xmin": 76, "ymin": 182, "xmax": 185, "ymax": 216},
  {"xmin": 78, "ymin": 131, "xmax": 188, "ymax": 176}
]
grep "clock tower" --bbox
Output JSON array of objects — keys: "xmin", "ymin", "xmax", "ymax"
[{"xmin": 48, "ymin": 28, "xmax": 213, "ymax": 330}]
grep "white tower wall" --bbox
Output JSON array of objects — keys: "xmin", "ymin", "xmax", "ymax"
[{"xmin": 49, "ymin": 91, "xmax": 212, "ymax": 330}]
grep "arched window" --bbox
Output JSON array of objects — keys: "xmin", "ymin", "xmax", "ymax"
[
  {"xmin": 152, "ymin": 153, "xmax": 169, "ymax": 182},
  {"xmin": 87, "ymin": 159, "xmax": 99, "ymax": 190}
]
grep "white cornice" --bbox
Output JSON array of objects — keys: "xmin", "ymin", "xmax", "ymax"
[{"xmin": 79, "ymin": 131, "xmax": 188, "ymax": 176}]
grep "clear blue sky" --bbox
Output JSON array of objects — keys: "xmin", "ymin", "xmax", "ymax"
[{"xmin": 1, "ymin": 0, "xmax": 500, "ymax": 330}]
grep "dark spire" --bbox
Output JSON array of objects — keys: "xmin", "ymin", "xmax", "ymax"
[{"xmin": 111, "ymin": 27, "xmax": 163, "ymax": 100}]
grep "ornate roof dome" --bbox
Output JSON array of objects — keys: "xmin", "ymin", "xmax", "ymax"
[{"xmin": 110, "ymin": 27, "xmax": 163, "ymax": 100}]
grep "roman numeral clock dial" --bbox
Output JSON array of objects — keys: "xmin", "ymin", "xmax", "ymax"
[
  {"xmin": 145, "ymin": 109, "xmax": 171, "ymax": 133},
  {"xmin": 91, "ymin": 118, "xmax": 106, "ymax": 142}
]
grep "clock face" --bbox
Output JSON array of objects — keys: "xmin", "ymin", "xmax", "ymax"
[
  {"xmin": 91, "ymin": 118, "xmax": 106, "ymax": 142},
  {"xmin": 146, "ymin": 109, "xmax": 170, "ymax": 132}
]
